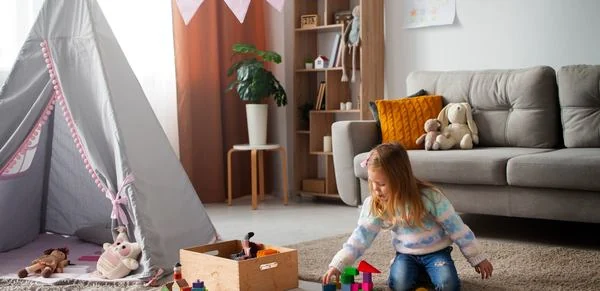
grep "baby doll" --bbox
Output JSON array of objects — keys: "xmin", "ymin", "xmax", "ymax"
[{"xmin": 18, "ymin": 247, "xmax": 70, "ymax": 278}]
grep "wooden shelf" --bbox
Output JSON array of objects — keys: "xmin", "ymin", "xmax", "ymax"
[
  {"xmin": 295, "ymin": 24, "xmax": 343, "ymax": 32},
  {"xmin": 293, "ymin": 0, "xmax": 384, "ymax": 202},
  {"xmin": 309, "ymin": 151, "xmax": 333, "ymax": 156},
  {"xmin": 296, "ymin": 67, "xmax": 343, "ymax": 73}
]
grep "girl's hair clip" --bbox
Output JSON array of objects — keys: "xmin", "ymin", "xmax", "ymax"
[{"xmin": 360, "ymin": 151, "xmax": 374, "ymax": 168}]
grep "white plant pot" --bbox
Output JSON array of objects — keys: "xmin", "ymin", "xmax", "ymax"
[
  {"xmin": 246, "ymin": 104, "xmax": 268, "ymax": 145},
  {"xmin": 305, "ymin": 63, "xmax": 313, "ymax": 69}
]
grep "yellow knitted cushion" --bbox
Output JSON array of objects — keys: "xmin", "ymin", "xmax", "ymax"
[{"xmin": 376, "ymin": 95, "xmax": 443, "ymax": 150}]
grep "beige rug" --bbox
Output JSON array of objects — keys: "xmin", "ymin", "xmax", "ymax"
[{"xmin": 287, "ymin": 231, "xmax": 600, "ymax": 290}]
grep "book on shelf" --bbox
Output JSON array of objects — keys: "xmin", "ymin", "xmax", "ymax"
[
  {"xmin": 315, "ymin": 82, "xmax": 326, "ymax": 110},
  {"xmin": 335, "ymin": 37, "xmax": 344, "ymax": 67},
  {"xmin": 328, "ymin": 33, "xmax": 341, "ymax": 68}
]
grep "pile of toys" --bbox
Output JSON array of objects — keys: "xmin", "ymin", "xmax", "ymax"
[
  {"xmin": 162, "ymin": 262, "xmax": 207, "ymax": 291},
  {"xmin": 229, "ymin": 232, "xmax": 279, "ymax": 261},
  {"xmin": 323, "ymin": 260, "xmax": 380, "ymax": 291}
]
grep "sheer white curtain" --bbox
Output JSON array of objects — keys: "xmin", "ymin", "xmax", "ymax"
[{"xmin": 0, "ymin": 0, "xmax": 180, "ymax": 156}]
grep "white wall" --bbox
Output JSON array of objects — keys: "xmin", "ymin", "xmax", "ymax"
[
  {"xmin": 266, "ymin": 0, "xmax": 294, "ymax": 195},
  {"xmin": 385, "ymin": 0, "xmax": 600, "ymax": 98},
  {"xmin": 97, "ymin": 1, "xmax": 179, "ymax": 156}
]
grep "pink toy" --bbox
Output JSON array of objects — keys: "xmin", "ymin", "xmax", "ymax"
[{"xmin": 95, "ymin": 226, "xmax": 141, "ymax": 279}]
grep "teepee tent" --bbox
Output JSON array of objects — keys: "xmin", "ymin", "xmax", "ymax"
[{"xmin": 0, "ymin": 0, "xmax": 217, "ymax": 279}]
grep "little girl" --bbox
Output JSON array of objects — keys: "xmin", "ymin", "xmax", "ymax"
[{"xmin": 322, "ymin": 142, "xmax": 493, "ymax": 290}]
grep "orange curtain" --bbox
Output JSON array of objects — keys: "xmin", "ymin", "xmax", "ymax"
[{"xmin": 172, "ymin": 0, "xmax": 267, "ymax": 203}]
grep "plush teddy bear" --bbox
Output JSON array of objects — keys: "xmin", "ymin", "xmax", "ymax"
[
  {"xmin": 95, "ymin": 226, "xmax": 141, "ymax": 279},
  {"xmin": 433, "ymin": 102, "xmax": 479, "ymax": 150},
  {"xmin": 17, "ymin": 247, "xmax": 70, "ymax": 278},
  {"xmin": 416, "ymin": 118, "xmax": 442, "ymax": 150}
]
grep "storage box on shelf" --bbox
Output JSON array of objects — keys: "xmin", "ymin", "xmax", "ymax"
[
  {"xmin": 180, "ymin": 240, "xmax": 298, "ymax": 291},
  {"xmin": 293, "ymin": 0, "xmax": 384, "ymax": 199}
]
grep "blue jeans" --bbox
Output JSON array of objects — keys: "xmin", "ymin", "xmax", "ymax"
[{"xmin": 388, "ymin": 246, "xmax": 460, "ymax": 291}]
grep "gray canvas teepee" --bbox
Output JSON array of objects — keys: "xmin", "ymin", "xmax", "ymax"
[{"xmin": 0, "ymin": 0, "xmax": 218, "ymax": 279}]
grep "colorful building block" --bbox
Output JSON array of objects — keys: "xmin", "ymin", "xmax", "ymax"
[{"xmin": 192, "ymin": 279, "xmax": 206, "ymax": 291}]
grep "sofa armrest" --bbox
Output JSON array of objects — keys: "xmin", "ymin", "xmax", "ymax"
[{"xmin": 332, "ymin": 120, "xmax": 379, "ymax": 206}]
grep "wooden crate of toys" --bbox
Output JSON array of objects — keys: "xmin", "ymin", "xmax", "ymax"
[{"xmin": 179, "ymin": 233, "xmax": 298, "ymax": 291}]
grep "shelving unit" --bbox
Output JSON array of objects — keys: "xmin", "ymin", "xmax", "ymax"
[{"xmin": 293, "ymin": 0, "xmax": 384, "ymax": 199}]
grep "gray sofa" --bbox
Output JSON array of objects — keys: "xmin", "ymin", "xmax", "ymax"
[{"xmin": 332, "ymin": 65, "xmax": 600, "ymax": 224}]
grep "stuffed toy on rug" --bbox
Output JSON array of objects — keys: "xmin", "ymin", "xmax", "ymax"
[
  {"xmin": 95, "ymin": 226, "xmax": 141, "ymax": 279},
  {"xmin": 17, "ymin": 247, "xmax": 70, "ymax": 278},
  {"xmin": 434, "ymin": 102, "xmax": 479, "ymax": 150},
  {"xmin": 416, "ymin": 118, "xmax": 442, "ymax": 150}
]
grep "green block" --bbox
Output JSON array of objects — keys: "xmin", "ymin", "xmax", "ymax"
[
  {"xmin": 340, "ymin": 273, "xmax": 355, "ymax": 284},
  {"xmin": 343, "ymin": 267, "xmax": 359, "ymax": 276}
]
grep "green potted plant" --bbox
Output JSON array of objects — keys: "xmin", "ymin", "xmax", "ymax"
[
  {"xmin": 226, "ymin": 43, "xmax": 287, "ymax": 145},
  {"xmin": 304, "ymin": 57, "xmax": 313, "ymax": 69}
]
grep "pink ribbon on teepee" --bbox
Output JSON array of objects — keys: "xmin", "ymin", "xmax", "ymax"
[{"xmin": 105, "ymin": 174, "xmax": 135, "ymax": 226}]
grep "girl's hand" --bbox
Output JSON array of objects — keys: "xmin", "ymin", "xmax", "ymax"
[
  {"xmin": 322, "ymin": 267, "xmax": 341, "ymax": 285},
  {"xmin": 475, "ymin": 259, "xmax": 493, "ymax": 279}
]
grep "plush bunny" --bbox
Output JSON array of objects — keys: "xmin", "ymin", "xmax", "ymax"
[
  {"xmin": 416, "ymin": 118, "xmax": 442, "ymax": 150},
  {"xmin": 341, "ymin": 5, "xmax": 360, "ymax": 82},
  {"xmin": 17, "ymin": 248, "xmax": 69, "ymax": 278},
  {"xmin": 433, "ymin": 103, "xmax": 479, "ymax": 150},
  {"xmin": 95, "ymin": 226, "xmax": 141, "ymax": 279}
]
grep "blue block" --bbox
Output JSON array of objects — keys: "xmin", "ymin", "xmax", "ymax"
[
  {"xmin": 322, "ymin": 283, "xmax": 336, "ymax": 291},
  {"xmin": 192, "ymin": 280, "xmax": 205, "ymax": 288}
]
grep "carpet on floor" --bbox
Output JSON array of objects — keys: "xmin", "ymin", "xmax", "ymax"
[{"xmin": 286, "ymin": 231, "xmax": 600, "ymax": 291}]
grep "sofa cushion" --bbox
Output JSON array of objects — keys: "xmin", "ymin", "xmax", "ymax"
[
  {"xmin": 376, "ymin": 95, "xmax": 443, "ymax": 149},
  {"xmin": 406, "ymin": 66, "xmax": 559, "ymax": 148},
  {"xmin": 556, "ymin": 65, "xmax": 600, "ymax": 147},
  {"xmin": 507, "ymin": 148, "xmax": 600, "ymax": 191},
  {"xmin": 368, "ymin": 89, "xmax": 428, "ymax": 145},
  {"xmin": 354, "ymin": 148, "xmax": 552, "ymax": 186}
]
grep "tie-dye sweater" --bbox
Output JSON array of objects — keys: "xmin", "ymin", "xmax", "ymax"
[{"xmin": 329, "ymin": 188, "xmax": 487, "ymax": 271}]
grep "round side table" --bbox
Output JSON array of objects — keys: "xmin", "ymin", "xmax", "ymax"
[{"xmin": 227, "ymin": 144, "xmax": 288, "ymax": 210}]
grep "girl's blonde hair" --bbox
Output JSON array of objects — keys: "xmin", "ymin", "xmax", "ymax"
[{"xmin": 366, "ymin": 142, "xmax": 438, "ymax": 228}]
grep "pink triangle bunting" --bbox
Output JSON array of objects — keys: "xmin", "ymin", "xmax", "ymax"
[
  {"xmin": 266, "ymin": 0, "xmax": 285, "ymax": 12},
  {"xmin": 224, "ymin": 0, "xmax": 252, "ymax": 23},
  {"xmin": 176, "ymin": 0, "xmax": 206, "ymax": 25}
]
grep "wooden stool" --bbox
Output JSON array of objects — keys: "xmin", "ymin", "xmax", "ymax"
[{"xmin": 227, "ymin": 144, "xmax": 288, "ymax": 210}]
